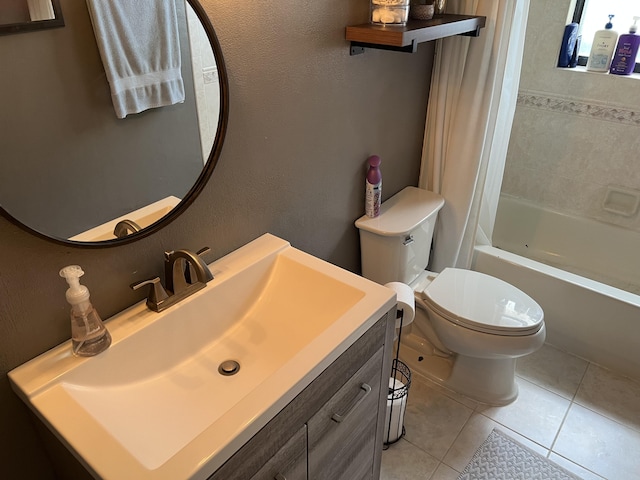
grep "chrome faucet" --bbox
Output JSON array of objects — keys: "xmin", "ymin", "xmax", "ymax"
[{"xmin": 131, "ymin": 247, "xmax": 214, "ymax": 312}]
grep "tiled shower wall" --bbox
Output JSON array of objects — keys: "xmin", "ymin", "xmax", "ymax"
[{"xmin": 501, "ymin": 0, "xmax": 640, "ymax": 231}]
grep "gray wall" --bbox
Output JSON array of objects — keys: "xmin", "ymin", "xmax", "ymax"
[
  {"xmin": 0, "ymin": 0, "xmax": 203, "ymax": 239},
  {"xmin": 0, "ymin": 0, "xmax": 434, "ymax": 477},
  {"xmin": 0, "ymin": 1, "xmax": 31, "ymax": 24}
]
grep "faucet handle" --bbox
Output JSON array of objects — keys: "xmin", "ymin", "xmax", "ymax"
[{"xmin": 131, "ymin": 277, "xmax": 169, "ymax": 311}]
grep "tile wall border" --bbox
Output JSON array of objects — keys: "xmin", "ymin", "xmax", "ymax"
[{"xmin": 517, "ymin": 90, "xmax": 640, "ymax": 127}]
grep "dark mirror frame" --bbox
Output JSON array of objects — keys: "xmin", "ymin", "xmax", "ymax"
[
  {"xmin": 0, "ymin": 0, "xmax": 65, "ymax": 36},
  {"xmin": 0, "ymin": 0, "xmax": 229, "ymax": 248}
]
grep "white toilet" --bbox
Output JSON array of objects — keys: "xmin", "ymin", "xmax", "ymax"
[{"xmin": 355, "ymin": 187, "xmax": 545, "ymax": 405}]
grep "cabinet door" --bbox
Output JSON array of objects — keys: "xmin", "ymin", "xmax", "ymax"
[
  {"xmin": 307, "ymin": 347, "xmax": 384, "ymax": 480},
  {"xmin": 250, "ymin": 425, "xmax": 307, "ymax": 480},
  {"xmin": 251, "ymin": 425, "xmax": 307, "ymax": 480}
]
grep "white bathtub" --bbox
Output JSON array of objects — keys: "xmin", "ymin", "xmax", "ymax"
[{"xmin": 471, "ymin": 196, "xmax": 640, "ymax": 382}]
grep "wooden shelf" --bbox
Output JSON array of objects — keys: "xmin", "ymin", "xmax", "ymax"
[{"xmin": 346, "ymin": 14, "xmax": 486, "ymax": 54}]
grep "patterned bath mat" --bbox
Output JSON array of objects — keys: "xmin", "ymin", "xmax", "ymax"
[{"xmin": 458, "ymin": 429, "xmax": 583, "ymax": 480}]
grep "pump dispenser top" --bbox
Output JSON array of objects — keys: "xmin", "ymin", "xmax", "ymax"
[
  {"xmin": 605, "ymin": 15, "xmax": 615, "ymax": 30},
  {"xmin": 60, "ymin": 265, "xmax": 91, "ymax": 312},
  {"xmin": 59, "ymin": 265, "xmax": 111, "ymax": 356}
]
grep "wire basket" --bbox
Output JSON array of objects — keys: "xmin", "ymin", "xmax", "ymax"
[{"xmin": 384, "ymin": 359, "xmax": 411, "ymax": 446}]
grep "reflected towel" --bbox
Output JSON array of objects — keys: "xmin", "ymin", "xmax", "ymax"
[{"xmin": 86, "ymin": 0, "xmax": 185, "ymax": 119}]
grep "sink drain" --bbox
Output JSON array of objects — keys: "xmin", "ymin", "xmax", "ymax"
[{"xmin": 218, "ymin": 360, "xmax": 240, "ymax": 376}]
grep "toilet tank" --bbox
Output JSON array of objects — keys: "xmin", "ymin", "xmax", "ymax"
[{"xmin": 355, "ymin": 187, "xmax": 444, "ymax": 285}]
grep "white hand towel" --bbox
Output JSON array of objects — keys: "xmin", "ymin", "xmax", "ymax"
[{"xmin": 86, "ymin": 0, "xmax": 185, "ymax": 119}]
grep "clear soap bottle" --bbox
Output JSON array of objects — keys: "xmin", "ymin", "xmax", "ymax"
[{"xmin": 59, "ymin": 265, "xmax": 111, "ymax": 357}]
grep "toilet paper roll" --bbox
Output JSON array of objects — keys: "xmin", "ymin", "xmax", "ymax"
[
  {"xmin": 385, "ymin": 377, "xmax": 407, "ymax": 443},
  {"xmin": 384, "ymin": 282, "xmax": 415, "ymax": 329}
]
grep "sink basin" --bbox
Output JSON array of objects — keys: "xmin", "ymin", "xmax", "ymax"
[{"xmin": 9, "ymin": 234, "xmax": 395, "ymax": 479}]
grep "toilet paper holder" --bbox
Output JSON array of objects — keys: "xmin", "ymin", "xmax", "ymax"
[{"xmin": 383, "ymin": 305, "xmax": 412, "ymax": 446}]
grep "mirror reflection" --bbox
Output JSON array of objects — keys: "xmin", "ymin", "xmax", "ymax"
[
  {"xmin": 0, "ymin": 0, "xmax": 224, "ymax": 243},
  {"xmin": 0, "ymin": 0, "xmax": 64, "ymax": 35}
]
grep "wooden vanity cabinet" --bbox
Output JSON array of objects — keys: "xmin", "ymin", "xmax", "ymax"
[
  {"xmin": 209, "ymin": 309, "xmax": 395, "ymax": 480},
  {"xmin": 250, "ymin": 426, "xmax": 307, "ymax": 480},
  {"xmin": 307, "ymin": 348, "xmax": 384, "ymax": 480}
]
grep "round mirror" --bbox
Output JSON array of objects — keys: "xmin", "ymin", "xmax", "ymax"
[{"xmin": 0, "ymin": 0, "xmax": 228, "ymax": 246}]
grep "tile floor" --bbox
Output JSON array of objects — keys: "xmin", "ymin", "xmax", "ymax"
[{"xmin": 380, "ymin": 344, "xmax": 640, "ymax": 480}]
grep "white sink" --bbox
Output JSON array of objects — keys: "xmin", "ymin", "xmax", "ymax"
[{"xmin": 9, "ymin": 234, "xmax": 395, "ymax": 479}]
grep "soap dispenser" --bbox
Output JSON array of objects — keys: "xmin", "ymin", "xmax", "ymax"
[
  {"xmin": 610, "ymin": 16, "xmax": 640, "ymax": 75},
  {"xmin": 60, "ymin": 265, "xmax": 111, "ymax": 357},
  {"xmin": 586, "ymin": 15, "xmax": 618, "ymax": 72}
]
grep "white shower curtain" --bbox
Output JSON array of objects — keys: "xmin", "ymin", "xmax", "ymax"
[{"xmin": 419, "ymin": 0, "xmax": 530, "ymax": 272}]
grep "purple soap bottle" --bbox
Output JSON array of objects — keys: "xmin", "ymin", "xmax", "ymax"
[
  {"xmin": 365, "ymin": 155, "xmax": 382, "ymax": 218},
  {"xmin": 610, "ymin": 16, "xmax": 640, "ymax": 75}
]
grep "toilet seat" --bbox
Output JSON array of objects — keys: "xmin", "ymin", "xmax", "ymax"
[{"xmin": 421, "ymin": 268, "xmax": 544, "ymax": 336}]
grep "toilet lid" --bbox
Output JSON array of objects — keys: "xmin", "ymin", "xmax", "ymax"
[{"xmin": 422, "ymin": 268, "xmax": 544, "ymax": 336}]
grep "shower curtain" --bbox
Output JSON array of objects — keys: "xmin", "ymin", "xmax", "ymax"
[{"xmin": 419, "ymin": 0, "xmax": 530, "ymax": 272}]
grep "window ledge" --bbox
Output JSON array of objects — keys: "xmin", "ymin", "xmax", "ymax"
[{"xmin": 556, "ymin": 65, "xmax": 640, "ymax": 81}]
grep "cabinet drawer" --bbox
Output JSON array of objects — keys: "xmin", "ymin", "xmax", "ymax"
[
  {"xmin": 250, "ymin": 425, "xmax": 307, "ymax": 480},
  {"xmin": 307, "ymin": 347, "xmax": 384, "ymax": 480}
]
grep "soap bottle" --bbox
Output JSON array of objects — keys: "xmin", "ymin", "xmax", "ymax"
[
  {"xmin": 610, "ymin": 16, "xmax": 640, "ymax": 75},
  {"xmin": 586, "ymin": 15, "xmax": 618, "ymax": 72},
  {"xmin": 60, "ymin": 265, "xmax": 111, "ymax": 357},
  {"xmin": 557, "ymin": 23, "xmax": 579, "ymax": 68},
  {"xmin": 365, "ymin": 155, "xmax": 382, "ymax": 218}
]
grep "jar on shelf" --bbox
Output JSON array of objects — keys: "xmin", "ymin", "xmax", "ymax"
[
  {"xmin": 370, "ymin": 0, "xmax": 411, "ymax": 26},
  {"xmin": 434, "ymin": 0, "xmax": 446, "ymax": 14},
  {"xmin": 409, "ymin": 2, "xmax": 435, "ymax": 21}
]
